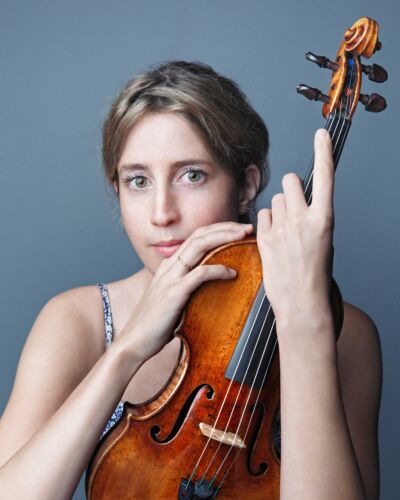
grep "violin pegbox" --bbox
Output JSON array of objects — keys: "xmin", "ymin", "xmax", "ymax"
[{"xmin": 297, "ymin": 17, "xmax": 388, "ymax": 119}]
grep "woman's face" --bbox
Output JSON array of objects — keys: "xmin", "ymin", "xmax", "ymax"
[{"xmin": 116, "ymin": 111, "xmax": 242, "ymax": 274}]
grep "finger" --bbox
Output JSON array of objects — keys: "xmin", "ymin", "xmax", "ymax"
[
  {"xmin": 163, "ymin": 222, "xmax": 252, "ymax": 275},
  {"xmin": 311, "ymin": 129, "xmax": 334, "ymax": 216},
  {"xmin": 173, "ymin": 228, "xmax": 249, "ymax": 276},
  {"xmin": 282, "ymin": 173, "xmax": 307, "ymax": 219},
  {"xmin": 191, "ymin": 221, "xmax": 253, "ymax": 238},
  {"xmin": 257, "ymin": 208, "xmax": 272, "ymax": 234},
  {"xmin": 175, "ymin": 222, "xmax": 253, "ymax": 258},
  {"xmin": 179, "ymin": 264, "xmax": 237, "ymax": 298},
  {"xmin": 270, "ymin": 193, "xmax": 287, "ymax": 227}
]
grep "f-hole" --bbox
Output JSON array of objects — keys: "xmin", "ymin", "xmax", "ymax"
[
  {"xmin": 150, "ymin": 384, "xmax": 214, "ymax": 443},
  {"xmin": 247, "ymin": 402, "xmax": 268, "ymax": 476}
]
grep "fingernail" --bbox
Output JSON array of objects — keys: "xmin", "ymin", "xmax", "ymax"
[
  {"xmin": 228, "ymin": 268, "xmax": 237, "ymax": 276},
  {"xmin": 316, "ymin": 128, "xmax": 330, "ymax": 142}
]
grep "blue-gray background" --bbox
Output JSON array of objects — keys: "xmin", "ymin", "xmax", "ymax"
[{"xmin": 0, "ymin": 1, "xmax": 398, "ymax": 498}]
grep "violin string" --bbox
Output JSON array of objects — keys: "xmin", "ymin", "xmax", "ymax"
[
  {"xmin": 212, "ymin": 335, "xmax": 278, "ymax": 497},
  {"xmin": 209, "ymin": 321, "xmax": 277, "ymax": 487},
  {"xmin": 336, "ymin": 59, "xmax": 355, "ymax": 162},
  {"xmin": 303, "ymin": 108, "xmax": 339, "ymax": 205},
  {"xmin": 184, "ymin": 282, "xmax": 271, "ymax": 490},
  {"xmin": 209, "ymin": 112, "xmax": 351, "ymax": 494},
  {"xmin": 302, "ymin": 108, "xmax": 342, "ymax": 207},
  {"xmin": 199, "ymin": 299, "xmax": 275, "ymax": 485},
  {"xmin": 305, "ymin": 65, "xmax": 352, "ymax": 208},
  {"xmin": 335, "ymin": 117, "xmax": 351, "ymax": 164}
]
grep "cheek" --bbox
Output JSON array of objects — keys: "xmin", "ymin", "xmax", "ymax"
[
  {"xmin": 184, "ymin": 191, "xmax": 240, "ymax": 228},
  {"xmin": 119, "ymin": 199, "xmax": 146, "ymax": 245}
]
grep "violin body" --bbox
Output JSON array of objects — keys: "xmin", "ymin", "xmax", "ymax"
[{"xmin": 86, "ymin": 238, "xmax": 343, "ymax": 499}]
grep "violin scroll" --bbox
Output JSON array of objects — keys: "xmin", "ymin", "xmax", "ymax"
[
  {"xmin": 299, "ymin": 17, "xmax": 388, "ymax": 119},
  {"xmin": 343, "ymin": 17, "xmax": 381, "ymax": 58}
]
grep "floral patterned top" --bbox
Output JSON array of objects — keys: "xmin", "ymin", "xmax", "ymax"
[{"xmin": 97, "ymin": 282, "xmax": 125, "ymax": 438}]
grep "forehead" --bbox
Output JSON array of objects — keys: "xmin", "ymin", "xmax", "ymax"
[{"xmin": 118, "ymin": 111, "xmax": 215, "ymax": 169}]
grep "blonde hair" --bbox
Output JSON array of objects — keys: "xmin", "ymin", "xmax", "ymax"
[{"xmin": 102, "ymin": 61, "xmax": 269, "ymax": 221}]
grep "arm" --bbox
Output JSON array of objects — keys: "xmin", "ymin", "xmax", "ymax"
[
  {"xmin": 277, "ymin": 315, "xmax": 359, "ymax": 499},
  {"xmin": 0, "ymin": 290, "xmax": 144, "ymax": 500},
  {"xmin": 257, "ymin": 129, "xmax": 381, "ymax": 499},
  {"xmin": 277, "ymin": 304, "xmax": 381, "ymax": 500}
]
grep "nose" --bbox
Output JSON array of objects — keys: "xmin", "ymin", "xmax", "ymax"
[{"xmin": 150, "ymin": 184, "xmax": 180, "ymax": 227}]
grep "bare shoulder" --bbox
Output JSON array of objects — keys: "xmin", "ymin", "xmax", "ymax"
[
  {"xmin": 27, "ymin": 284, "xmax": 106, "ymax": 368},
  {"xmin": 337, "ymin": 302, "xmax": 382, "ymax": 499},
  {"xmin": 0, "ymin": 284, "xmax": 105, "ymax": 465}
]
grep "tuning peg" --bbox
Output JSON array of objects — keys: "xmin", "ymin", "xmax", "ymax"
[
  {"xmin": 361, "ymin": 63, "xmax": 388, "ymax": 83},
  {"xmin": 305, "ymin": 52, "xmax": 339, "ymax": 71},
  {"xmin": 297, "ymin": 84, "xmax": 331, "ymax": 103},
  {"xmin": 359, "ymin": 93, "xmax": 387, "ymax": 112}
]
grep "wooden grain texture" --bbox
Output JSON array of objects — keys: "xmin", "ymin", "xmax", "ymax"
[{"xmin": 86, "ymin": 238, "xmax": 343, "ymax": 499}]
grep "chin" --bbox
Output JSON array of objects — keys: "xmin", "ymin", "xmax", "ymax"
[{"xmin": 146, "ymin": 257, "xmax": 164, "ymax": 276}]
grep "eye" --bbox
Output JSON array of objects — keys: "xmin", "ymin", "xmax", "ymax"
[
  {"xmin": 181, "ymin": 168, "xmax": 206, "ymax": 183},
  {"xmin": 122, "ymin": 175, "xmax": 149, "ymax": 189}
]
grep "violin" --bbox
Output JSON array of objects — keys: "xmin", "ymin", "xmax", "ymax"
[{"xmin": 86, "ymin": 17, "xmax": 387, "ymax": 499}]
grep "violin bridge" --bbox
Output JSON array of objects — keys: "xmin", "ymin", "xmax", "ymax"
[{"xmin": 199, "ymin": 422, "xmax": 246, "ymax": 449}]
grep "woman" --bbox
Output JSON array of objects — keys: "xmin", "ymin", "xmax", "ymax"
[{"xmin": 0, "ymin": 61, "xmax": 381, "ymax": 499}]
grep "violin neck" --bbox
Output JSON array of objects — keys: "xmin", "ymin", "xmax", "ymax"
[{"xmin": 302, "ymin": 112, "xmax": 352, "ymax": 206}]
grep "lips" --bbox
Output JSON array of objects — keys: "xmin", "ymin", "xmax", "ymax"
[
  {"xmin": 151, "ymin": 240, "xmax": 184, "ymax": 258},
  {"xmin": 153, "ymin": 240, "xmax": 185, "ymax": 247}
]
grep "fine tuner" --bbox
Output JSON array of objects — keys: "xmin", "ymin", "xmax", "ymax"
[{"xmin": 297, "ymin": 17, "xmax": 388, "ymax": 116}]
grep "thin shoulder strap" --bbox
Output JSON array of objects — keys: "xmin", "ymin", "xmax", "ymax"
[{"xmin": 96, "ymin": 283, "xmax": 114, "ymax": 349}]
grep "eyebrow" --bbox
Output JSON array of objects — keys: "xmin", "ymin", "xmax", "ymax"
[{"xmin": 118, "ymin": 159, "xmax": 212, "ymax": 174}]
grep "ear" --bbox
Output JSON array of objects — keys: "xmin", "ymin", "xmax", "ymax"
[
  {"xmin": 238, "ymin": 164, "xmax": 260, "ymax": 213},
  {"xmin": 113, "ymin": 180, "xmax": 119, "ymax": 196}
]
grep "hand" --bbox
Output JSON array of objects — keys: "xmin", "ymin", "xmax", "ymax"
[
  {"xmin": 257, "ymin": 129, "xmax": 334, "ymax": 327},
  {"xmin": 115, "ymin": 222, "xmax": 253, "ymax": 365}
]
